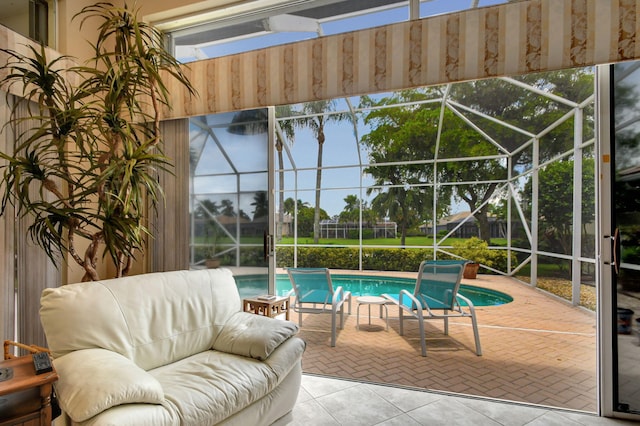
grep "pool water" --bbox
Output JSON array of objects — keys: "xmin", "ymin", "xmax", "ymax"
[{"xmin": 235, "ymin": 274, "xmax": 513, "ymax": 307}]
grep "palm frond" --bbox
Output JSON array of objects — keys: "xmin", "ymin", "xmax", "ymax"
[{"xmin": 0, "ymin": 2, "xmax": 193, "ymax": 280}]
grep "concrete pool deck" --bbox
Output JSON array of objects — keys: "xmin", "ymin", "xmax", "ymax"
[
  {"xmin": 229, "ymin": 267, "xmax": 597, "ymax": 412},
  {"xmin": 280, "ymin": 269, "xmax": 597, "ymax": 413}
]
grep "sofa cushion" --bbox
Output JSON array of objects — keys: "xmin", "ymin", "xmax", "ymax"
[
  {"xmin": 54, "ymin": 349, "xmax": 165, "ymax": 423},
  {"xmin": 150, "ymin": 338, "xmax": 306, "ymax": 425},
  {"xmin": 40, "ymin": 269, "xmax": 241, "ymax": 370},
  {"xmin": 213, "ymin": 312, "xmax": 299, "ymax": 360},
  {"xmin": 67, "ymin": 404, "xmax": 177, "ymax": 426}
]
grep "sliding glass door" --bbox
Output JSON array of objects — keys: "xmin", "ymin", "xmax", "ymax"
[
  {"xmin": 188, "ymin": 109, "xmax": 275, "ymax": 297},
  {"xmin": 601, "ymin": 62, "xmax": 640, "ymax": 419}
]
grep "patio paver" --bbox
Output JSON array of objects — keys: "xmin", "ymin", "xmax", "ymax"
[{"xmin": 293, "ymin": 273, "xmax": 597, "ymax": 412}]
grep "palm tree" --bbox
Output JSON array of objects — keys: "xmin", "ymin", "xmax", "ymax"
[
  {"xmin": 251, "ymin": 191, "xmax": 269, "ymax": 220},
  {"xmin": 291, "ymin": 101, "xmax": 351, "ymax": 243},
  {"xmin": 339, "ymin": 195, "xmax": 360, "ymax": 223},
  {"xmin": 195, "ymin": 199, "xmax": 221, "ymax": 257},
  {"xmin": 194, "ymin": 199, "xmax": 220, "ymax": 219},
  {"xmin": 275, "ymin": 106, "xmax": 295, "ymax": 239},
  {"xmin": 284, "ymin": 198, "xmax": 309, "ymax": 215},
  {"xmin": 220, "ymin": 199, "xmax": 235, "ymax": 217},
  {"xmin": 369, "ymin": 184, "xmax": 427, "ymax": 246}
]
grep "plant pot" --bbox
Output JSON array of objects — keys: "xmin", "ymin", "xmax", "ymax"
[
  {"xmin": 618, "ymin": 308, "xmax": 634, "ymax": 334},
  {"xmin": 205, "ymin": 259, "xmax": 220, "ymax": 269},
  {"xmin": 463, "ymin": 263, "xmax": 480, "ymax": 279}
]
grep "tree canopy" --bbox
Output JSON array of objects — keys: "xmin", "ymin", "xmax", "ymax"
[
  {"xmin": 357, "ymin": 69, "xmax": 594, "ymax": 244},
  {"xmin": 359, "ymin": 90, "xmax": 451, "ymax": 245},
  {"xmin": 522, "ymin": 158, "xmax": 596, "ymax": 255},
  {"xmin": 288, "ymin": 101, "xmax": 352, "ymax": 243}
]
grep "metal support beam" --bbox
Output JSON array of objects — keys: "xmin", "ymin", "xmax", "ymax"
[
  {"xmin": 572, "ymin": 108, "xmax": 584, "ymax": 305},
  {"xmin": 531, "ymin": 138, "xmax": 539, "ymax": 287}
]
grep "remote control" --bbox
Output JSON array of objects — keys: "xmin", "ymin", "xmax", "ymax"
[
  {"xmin": 0, "ymin": 367, "xmax": 13, "ymax": 382},
  {"xmin": 32, "ymin": 352, "xmax": 53, "ymax": 375}
]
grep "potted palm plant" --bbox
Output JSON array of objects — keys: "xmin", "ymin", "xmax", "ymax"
[{"xmin": 0, "ymin": 2, "xmax": 194, "ymax": 281}]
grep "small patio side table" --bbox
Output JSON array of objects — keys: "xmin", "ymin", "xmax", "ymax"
[
  {"xmin": 243, "ymin": 295, "xmax": 290, "ymax": 320},
  {"xmin": 356, "ymin": 296, "xmax": 389, "ymax": 331}
]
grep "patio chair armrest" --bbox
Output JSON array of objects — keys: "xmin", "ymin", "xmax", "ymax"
[
  {"xmin": 455, "ymin": 293, "xmax": 477, "ymax": 314},
  {"xmin": 332, "ymin": 286, "xmax": 348, "ymax": 305},
  {"xmin": 399, "ymin": 290, "xmax": 422, "ymax": 310},
  {"xmin": 397, "ymin": 290, "xmax": 425, "ymax": 319}
]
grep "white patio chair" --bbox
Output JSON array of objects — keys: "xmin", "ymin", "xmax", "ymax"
[
  {"xmin": 286, "ymin": 268, "xmax": 352, "ymax": 347},
  {"xmin": 383, "ymin": 260, "xmax": 482, "ymax": 356}
]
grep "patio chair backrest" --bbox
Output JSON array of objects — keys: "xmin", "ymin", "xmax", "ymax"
[
  {"xmin": 287, "ymin": 268, "xmax": 335, "ymax": 306},
  {"xmin": 424, "ymin": 259, "xmax": 469, "ymax": 267},
  {"xmin": 414, "ymin": 261, "xmax": 465, "ymax": 310}
]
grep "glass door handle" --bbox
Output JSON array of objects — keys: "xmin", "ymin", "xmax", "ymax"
[
  {"xmin": 263, "ymin": 232, "xmax": 274, "ymax": 260},
  {"xmin": 613, "ymin": 227, "xmax": 620, "ymax": 275},
  {"xmin": 605, "ymin": 228, "xmax": 621, "ymax": 275},
  {"xmin": 263, "ymin": 231, "xmax": 268, "ymax": 261}
]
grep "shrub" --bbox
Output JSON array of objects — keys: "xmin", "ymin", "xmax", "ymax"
[
  {"xmin": 347, "ymin": 229, "xmax": 374, "ymax": 239},
  {"xmin": 452, "ymin": 237, "xmax": 493, "ymax": 265},
  {"xmin": 276, "ymin": 242, "xmax": 512, "ymax": 273},
  {"xmin": 276, "ymin": 247, "xmax": 433, "ymax": 271}
]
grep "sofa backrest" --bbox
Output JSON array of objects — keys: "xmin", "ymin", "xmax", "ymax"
[{"xmin": 40, "ymin": 269, "xmax": 241, "ymax": 371}]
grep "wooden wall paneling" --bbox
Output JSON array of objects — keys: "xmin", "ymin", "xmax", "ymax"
[
  {"xmin": 13, "ymin": 99, "xmax": 60, "ymax": 349},
  {"xmin": 0, "ymin": 93, "xmax": 15, "ymax": 343},
  {"xmin": 159, "ymin": 0, "xmax": 640, "ymax": 119},
  {"xmin": 150, "ymin": 119, "xmax": 190, "ymax": 272},
  {"xmin": 16, "ymin": 216, "xmax": 59, "ymax": 348}
]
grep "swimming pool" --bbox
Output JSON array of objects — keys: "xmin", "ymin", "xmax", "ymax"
[{"xmin": 235, "ymin": 274, "xmax": 513, "ymax": 307}]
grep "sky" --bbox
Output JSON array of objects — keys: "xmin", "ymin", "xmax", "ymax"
[
  {"xmin": 190, "ymin": 106, "xmax": 371, "ymax": 218},
  {"xmin": 185, "ymin": 0, "xmax": 509, "ymax": 218},
  {"xmin": 177, "ymin": 0, "xmax": 508, "ymax": 62}
]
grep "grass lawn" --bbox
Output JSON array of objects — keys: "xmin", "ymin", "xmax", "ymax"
[{"xmin": 277, "ymin": 236, "xmax": 508, "ymax": 247}]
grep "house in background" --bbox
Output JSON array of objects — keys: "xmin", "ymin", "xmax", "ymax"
[{"xmin": 422, "ymin": 211, "xmax": 507, "ymax": 240}]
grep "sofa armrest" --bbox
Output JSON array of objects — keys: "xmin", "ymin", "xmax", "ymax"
[
  {"xmin": 213, "ymin": 311, "xmax": 299, "ymax": 360},
  {"xmin": 53, "ymin": 348, "xmax": 164, "ymax": 423}
]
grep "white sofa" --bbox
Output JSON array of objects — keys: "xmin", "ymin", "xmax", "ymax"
[{"xmin": 39, "ymin": 269, "xmax": 305, "ymax": 426}]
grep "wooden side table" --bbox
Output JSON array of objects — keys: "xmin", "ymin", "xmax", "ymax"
[
  {"xmin": 243, "ymin": 296, "xmax": 291, "ymax": 320},
  {"xmin": 0, "ymin": 355, "xmax": 58, "ymax": 426}
]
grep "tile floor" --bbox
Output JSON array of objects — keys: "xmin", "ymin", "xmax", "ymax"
[
  {"xmin": 286, "ymin": 374, "xmax": 637, "ymax": 425},
  {"xmin": 295, "ymin": 273, "xmax": 598, "ymax": 411},
  {"xmin": 234, "ymin": 268, "xmax": 638, "ymax": 423}
]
